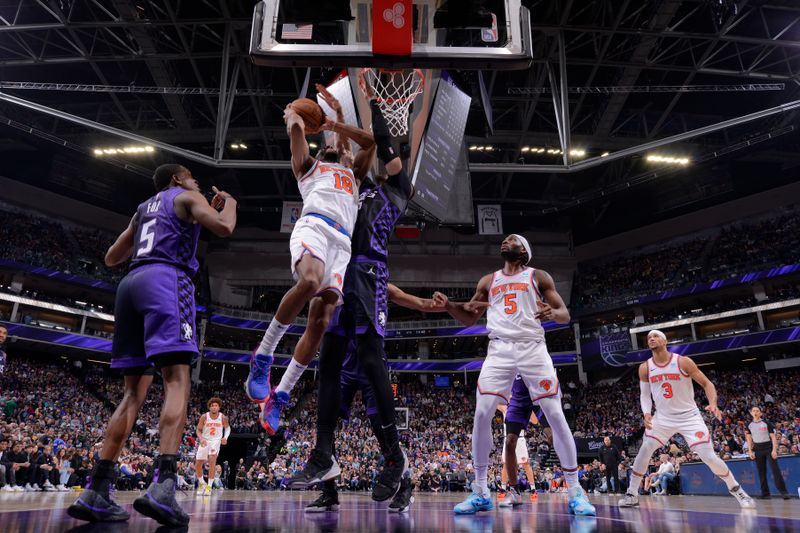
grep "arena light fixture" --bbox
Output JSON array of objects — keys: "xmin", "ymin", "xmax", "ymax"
[
  {"xmin": 521, "ymin": 146, "xmax": 530, "ymax": 152},
  {"xmin": 93, "ymin": 145, "xmax": 155, "ymax": 156},
  {"xmin": 646, "ymin": 154, "xmax": 690, "ymax": 165},
  {"xmin": 308, "ymin": 142, "xmax": 319, "ymax": 149},
  {"xmin": 601, "ymin": 152, "xmax": 609, "ymax": 157},
  {"xmin": 569, "ymin": 149, "xmax": 586, "ymax": 157}
]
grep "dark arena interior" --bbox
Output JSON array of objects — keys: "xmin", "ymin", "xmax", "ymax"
[{"xmin": 0, "ymin": 1, "xmax": 799, "ymax": 532}]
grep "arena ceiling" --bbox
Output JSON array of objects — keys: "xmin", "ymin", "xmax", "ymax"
[{"xmin": 0, "ymin": 0, "xmax": 799, "ymax": 244}]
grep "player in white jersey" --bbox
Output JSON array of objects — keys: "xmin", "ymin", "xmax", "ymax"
[
  {"xmin": 618, "ymin": 330, "xmax": 755, "ymax": 508},
  {"xmin": 437, "ymin": 234, "xmax": 595, "ymax": 516},
  {"xmin": 246, "ymin": 85, "xmax": 377, "ymax": 432},
  {"xmin": 195, "ymin": 397, "xmax": 230, "ymax": 496}
]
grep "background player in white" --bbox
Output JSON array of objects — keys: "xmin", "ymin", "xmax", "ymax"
[
  {"xmin": 437, "ymin": 234, "xmax": 595, "ymax": 516},
  {"xmin": 245, "ymin": 88, "xmax": 376, "ymax": 422},
  {"xmin": 195, "ymin": 397, "xmax": 229, "ymax": 496},
  {"xmin": 618, "ymin": 330, "xmax": 755, "ymax": 508}
]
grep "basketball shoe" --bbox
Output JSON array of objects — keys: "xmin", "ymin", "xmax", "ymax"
[
  {"xmin": 454, "ymin": 491, "xmax": 494, "ymax": 514},
  {"xmin": 568, "ymin": 487, "xmax": 597, "ymax": 516},
  {"xmin": 245, "ymin": 352, "xmax": 272, "ymax": 402},
  {"xmin": 498, "ymin": 486, "xmax": 522, "ymax": 508},
  {"xmin": 133, "ymin": 470, "xmax": 189, "ymax": 527},
  {"xmin": 373, "ymin": 451, "xmax": 408, "ymax": 502},
  {"xmin": 617, "ymin": 492, "xmax": 639, "ymax": 507},
  {"xmin": 388, "ymin": 471, "xmax": 414, "ymax": 513},
  {"xmin": 67, "ymin": 489, "xmax": 130, "ymax": 522},
  {"xmin": 259, "ymin": 390, "xmax": 289, "ymax": 435},
  {"xmin": 730, "ymin": 485, "xmax": 756, "ymax": 509},
  {"xmin": 306, "ymin": 489, "xmax": 340, "ymax": 513},
  {"xmin": 288, "ymin": 450, "xmax": 341, "ymax": 488}
]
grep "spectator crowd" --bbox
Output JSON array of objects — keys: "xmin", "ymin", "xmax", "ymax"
[{"xmin": 574, "ymin": 208, "xmax": 800, "ymax": 312}]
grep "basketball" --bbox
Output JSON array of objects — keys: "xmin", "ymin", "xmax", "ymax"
[{"xmin": 289, "ymin": 98, "xmax": 325, "ymax": 134}]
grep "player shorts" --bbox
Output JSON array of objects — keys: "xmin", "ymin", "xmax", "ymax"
[
  {"xmin": 289, "ymin": 215, "xmax": 351, "ymax": 303},
  {"xmin": 196, "ymin": 440, "xmax": 221, "ymax": 461},
  {"xmin": 326, "ymin": 258, "xmax": 390, "ymax": 338},
  {"xmin": 111, "ymin": 263, "xmax": 199, "ymax": 371},
  {"xmin": 477, "ymin": 338, "xmax": 560, "ymax": 404},
  {"xmin": 645, "ymin": 412, "xmax": 712, "ymax": 448}
]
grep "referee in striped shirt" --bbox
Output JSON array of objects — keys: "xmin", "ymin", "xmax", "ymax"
[{"xmin": 745, "ymin": 406, "xmax": 790, "ymax": 499}]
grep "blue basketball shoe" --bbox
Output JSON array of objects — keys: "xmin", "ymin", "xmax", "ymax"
[
  {"xmin": 454, "ymin": 492, "xmax": 494, "ymax": 515},
  {"xmin": 568, "ymin": 487, "xmax": 597, "ymax": 516},
  {"xmin": 260, "ymin": 390, "xmax": 289, "ymax": 435},
  {"xmin": 245, "ymin": 352, "xmax": 272, "ymax": 402}
]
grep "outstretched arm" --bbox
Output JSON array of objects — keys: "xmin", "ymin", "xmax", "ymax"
[
  {"xmin": 680, "ymin": 356, "xmax": 721, "ymax": 420},
  {"xmin": 105, "ymin": 213, "xmax": 138, "ymax": 267},
  {"xmin": 388, "ymin": 283, "xmax": 448, "ymax": 312},
  {"xmin": 436, "ymin": 274, "xmax": 492, "ymax": 326}
]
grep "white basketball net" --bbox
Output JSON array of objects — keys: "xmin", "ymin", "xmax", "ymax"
[{"xmin": 363, "ymin": 68, "xmax": 424, "ymax": 137}]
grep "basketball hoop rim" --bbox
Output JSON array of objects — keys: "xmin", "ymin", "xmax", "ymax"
[{"xmin": 361, "ymin": 67, "xmax": 425, "ymax": 104}]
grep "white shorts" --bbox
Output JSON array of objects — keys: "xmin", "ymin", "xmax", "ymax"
[
  {"xmin": 196, "ymin": 440, "xmax": 221, "ymax": 461},
  {"xmin": 478, "ymin": 339, "xmax": 559, "ymax": 404},
  {"xmin": 502, "ymin": 437, "xmax": 530, "ymax": 464},
  {"xmin": 645, "ymin": 412, "xmax": 711, "ymax": 448},
  {"xmin": 289, "ymin": 216, "xmax": 351, "ymax": 303}
]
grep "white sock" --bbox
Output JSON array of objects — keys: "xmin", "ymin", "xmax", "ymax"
[
  {"xmin": 563, "ymin": 469, "xmax": 579, "ymax": 497},
  {"xmin": 474, "ymin": 466, "xmax": 489, "ymax": 497},
  {"xmin": 275, "ymin": 358, "xmax": 308, "ymax": 395},
  {"xmin": 258, "ymin": 319, "xmax": 289, "ymax": 356}
]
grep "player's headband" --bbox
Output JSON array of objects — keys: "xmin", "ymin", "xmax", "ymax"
[
  {"xmin": 509, "ymin": 234, "xmax": 532, "ymax": 265},
  {"xmin": 648, "ymin": 330, "xmax": 667, "ymax": 341}
]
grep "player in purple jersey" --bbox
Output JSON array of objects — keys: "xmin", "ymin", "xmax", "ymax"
[
  {"xmin": 67, "ymin": 164, "xmax": 237, "ymax": 527},
  {"xmin": 292, "ymin": 284, "xmax": 446, "ymax": 513}
]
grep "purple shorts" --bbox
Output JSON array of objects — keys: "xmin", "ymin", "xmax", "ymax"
[
  {"xmin": 328, "ymin": 260, "xmax": 389, "ymax": 337},
  {"xmin": 111, "ymin": 263, "xmax": 198, "ymax": 370},
  {"xmin": 506, "ymin": 375, "xmax": 536, "ymax": 425}
]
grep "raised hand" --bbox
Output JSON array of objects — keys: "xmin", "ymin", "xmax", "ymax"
[
  {"xmin": 316, "ymin": 83, "xmax": 342, "ymax": 115},
  {"xmin": 210, "ymin": 186, "xmax": 232, "ymax": 210}
]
